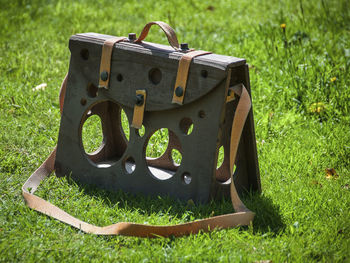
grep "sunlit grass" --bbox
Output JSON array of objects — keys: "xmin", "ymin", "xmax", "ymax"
[{"xmin": 0, "ymin": 0, "xmax": 349, "ymax": 262}]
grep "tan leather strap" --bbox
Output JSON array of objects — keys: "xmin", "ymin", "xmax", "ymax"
[
  {"xmin": 228, "ymin": 83, "xmax": 252, "ymax": 212},
  {"xmin": 98, "ymin": 37, "xmax": 126, "ymax": 89},
  {"xmin": 172, "ymin": 50, "xmax": 212, "ymax": 105},
  {"xmin": 226, "ymin": 86, "xmax": 236, "ymax": 103},
  {"xmin": 22, "ymin": 76, "xmax": 254, "ymax": 238},
  {"xmin": 131, "ymin": 90, "xmax": 147, "ymax": 129},
  {"xmin": 59, "ymin": 73, "xmax": 68, "ymax": 115},
  {"xmin": 135, "ymin": 21, "xmax": 180, "ymax": 50}
]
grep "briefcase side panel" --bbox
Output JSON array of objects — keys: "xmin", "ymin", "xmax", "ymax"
[{"xmin": 212, "ymin": 65, "xmax": 261, "ymax": 199}]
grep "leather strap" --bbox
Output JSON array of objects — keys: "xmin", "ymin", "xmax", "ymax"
[
  {"xmin": 131, "ymin": 90, "xmax": 147, "ymax": 129},
  {"xmin": 59, "ymin": 73, "xmax": 68, "ymax": 115},
  {"xmin": 228, "ymin": 83, "xmax": 252, "ymax": 212},
  {"xmin": 226, "ymin": 86, "xmax": 236, "ymax": 103},
  {"xmin": 135, "ymin": 21, "xmax": 180, "ymax": 50},
  {"xmin": 22, "ymin": 76, "xmax": 254, "ymax": 238},
  {"xmin": 172, "ymin": 50, "xmax": 212, "ymax": 105},
  {"xmin": 98, "ymin": 37, "xmax": 126, "ymax": 89}
]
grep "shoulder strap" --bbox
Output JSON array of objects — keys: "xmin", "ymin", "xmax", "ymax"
[{"xmin": 22, "ymin": 75, "xmax": 254, "ymax": 238}]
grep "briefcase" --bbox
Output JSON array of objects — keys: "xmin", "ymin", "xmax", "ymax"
[{"xmin": 23, "ymin": 21, "xmax": 260, "ymax": 237}]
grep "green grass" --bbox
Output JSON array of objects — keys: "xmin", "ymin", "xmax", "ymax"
[{"xmin": 1, "ymin": 0, "xmax": 350, "ymax": 262}]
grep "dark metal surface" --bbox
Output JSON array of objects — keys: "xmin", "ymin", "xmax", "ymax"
[
  {"xmin": 128, "ymin": 33, "xmax": 137, "ymax": 41},
  {"xmin": 135, "ymin": 94, "xmax": 144, "ymax": 106},
  {"xmin": 175, "ymin": 86, "xmax": 183, "ymax": 97},
  {"xmin": 180, "ymin": 43, "xmax": 189, "ymax": 51},
  {"xmin": 100, "ymin": 71, "xmax": 108, "ymax": 81}
]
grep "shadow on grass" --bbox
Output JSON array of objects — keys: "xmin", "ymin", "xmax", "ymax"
[
  {"xmin": 244, "ymin": 192, "xmax": 285, "ymax": 234},
  {"xmin": 66, "ymin": 177, "xmax": 284, "ymax": 235}
]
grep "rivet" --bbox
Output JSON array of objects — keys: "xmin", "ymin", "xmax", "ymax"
[
  {"xmin": 100, "ymin": 71, "xmax": 108, "ymax": 81},
  {"xmin": 180, "ymin": 43, "xmax": 189, "ymax": 51},
  {"xmin": 175, "ymin": 86, "xmax": 184, "ymax": 97},
  {"xmin": 128, "ymin": 33, "xmax": 137, "ymax": 41},
  {"xmin": 135, "ymin": 94, "xmax": 144, "ymax": 106},
  {"xmin": 80, "ymin": 98, "xmax": 87, "ymax": 105}
]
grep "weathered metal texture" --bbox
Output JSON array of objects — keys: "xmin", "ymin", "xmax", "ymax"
[{"xmin": 55, "ymin": 33, "xmax": 260, "ymax": 203}]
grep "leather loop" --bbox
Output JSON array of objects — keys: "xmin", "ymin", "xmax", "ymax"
[
  {"xmin": 135, "ymin": 21, "xmax": 180, "ymax": 50},
  {"xmin": 98, "ymin": 37, "xmax": 126, "ymax": 89},
  {"xmin": 22, "ymin": 76, "xmax": 254, "ymax": 238},
  {"xmin": 226, "ymin": 86, "xmax": 236, "ymax": 103},
  {"xmin": 172, "ymin": 50, "xmax": 212, "ymax": 105},
  {"xmin": 131, "ymin": 90, "xmax": 147, "ymax": 129}
]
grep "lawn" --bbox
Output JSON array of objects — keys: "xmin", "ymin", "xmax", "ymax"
[{"xmin": 0, "ymin": 0, "xmax": 349, "ymax": 262}]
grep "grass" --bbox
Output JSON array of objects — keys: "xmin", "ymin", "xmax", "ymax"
[{"xmin": 0, "ymin": 0, "xmax": 349, "ymax": 262}]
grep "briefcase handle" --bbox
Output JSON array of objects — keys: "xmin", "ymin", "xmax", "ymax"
[{"xmin": 135, "ymin": 21, "xmax": 180, "ymax": 50}]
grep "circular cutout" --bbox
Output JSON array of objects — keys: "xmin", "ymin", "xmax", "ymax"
[
  {"xmin": 124, "ymin": 156, "xmax": 136, "ymax": 174},
  {"xmin": 201, "ymin": 69, "xmax": 208, "ymax": 78},
  {"xmin": 146, "ymin": 128, "xmax": 169, "ymax": 158},
  {"xmin": 80, "ymin": 98, "xmax": 87, "ymax": 106},
  {"xmin": 82, "ymin": 115, "xmax": 104, "ymax": 154},
  {"xmin": 121, "ymin": 109, "xmax": 130, "ymax": 141},
  {"xmin": 87, "ymin": 83, "xmax": 98, "ymax": 98},
  {"xmin": 148, "ymin": 68, "xmax": 162, "ymax": 85},
  {"xmin": 179, "ymin": 117, "xmax": 194, "ymax": 135},
  {"xmin": 217, "ymin": 146, "xmax": 224, "ymax": 168},
  {"xmin": 135, "ymin": 125, "xmax": 146, "ymax": 137},
  {"xmin": 198, "ymin": 110, "xmax": 206, "ymax": 118},
  {"xmin": 146, "ymin": 129, "xmax": 182, "ymax": 181},
  {"xmin": 80, "ymin": 101, "xmax": 128, "ymax": 167},
  {"xmin": 182, "ymin": 173, "xmax": 192, "ymax": 184},
  {"xmin": 116, "ymin": 74, "xmax": 123, "ymax": 82},
  {"xmin": 217, "ymin": 165, "xmax": 237, "ymax": 185},
  {"xmin": 80, "ymin": 49, "xmax": 89, "ymax": 60},
  {"xmin": 171, "ymin": 149, "xmax": 182, "ymax": 166}
]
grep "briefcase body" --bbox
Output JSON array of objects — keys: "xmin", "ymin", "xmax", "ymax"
[{"xmin": 54, "ymin": 31, "xmax": 260, "ymax": 204}]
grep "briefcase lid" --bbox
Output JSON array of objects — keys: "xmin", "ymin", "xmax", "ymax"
[{"xmin": 68, "ymin": 33, "xmax": 246, "ymax": 111}]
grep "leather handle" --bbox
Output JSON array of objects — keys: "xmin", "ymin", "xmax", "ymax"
[{"xmin": 135, "ymin": 21, "xmax": 180, "ymax": 50}]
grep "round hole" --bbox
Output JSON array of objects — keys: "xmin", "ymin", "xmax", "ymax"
[
  {"xmin": 117, "ymin": 74, "xmax": 123, "ymax": 82},
  {"xmin": 179, "ymin": 117, "xmax": 194, "ymax": 135},
  {"xmin": 217, "ymin": 165, "xmax": 237, "ymax": 185},
  {"xmin": 146, "ymin": 128, "xmax": 169, "ymax": 159},
  {"xmin": 80, "ymin": 98, "xmax": 87, "ymax": 106},
  {"xmin": 182, "ymin": 173, "xmax": 192, "ymax": 184},
  {"xmin": 80, "ymin": 101, "xmax": 128, "ymax": 167},
  {"xmin": 121, "ymin": 109, "xmax": 130, "ymax": 141},
  {"xmin": 124, "ymin": 156, "xmax": 136, "ymax": 174},
  {"xmin": 217, "ymin": 146, "xmax": 224, "ymax": 169},
  {"xmin": 87, "ymin": 82, "xmax": 98, "ymax": 98},
  {"xmin": 80, "ymin": 48, "xmax": 89, "ymax": 60},
  {"xmin": 145, "ymin": 129, "xmax": 182, "ymax": 181},
  {"xmin": 82, "ymin": 115, "xmax": 104, "ymax": 154},
  {"xmin": 171, "ymin": 149, "xmax": 182, "ymax": 166},
  {"xmin": 148, "ymin": 68, "xmax": 162, "ymax": 85},
  {"xmin": 201, "ymin": 70, "xmax": 208, "ymax": 78},
  {"xmin": 136, "ymin": 125, "xmax": 146, "ymax": 137},
  {"xmin": 198, "ymin": 110, "xmax": 206, "ymax": 118}
]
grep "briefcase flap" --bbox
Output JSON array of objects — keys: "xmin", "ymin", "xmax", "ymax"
[{"xmin": 68, "ymin": 33, "xmax": 246, "ymax": 111}]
